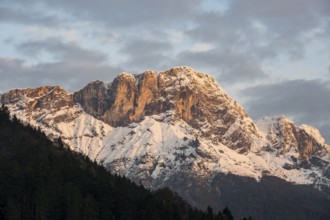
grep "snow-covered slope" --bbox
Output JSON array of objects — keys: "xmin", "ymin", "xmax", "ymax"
[
  {"xmin": 3, "ymin": 88, "xmax": 329, "ymax": 187},
  {"xmin": 73, "ymin": 66, "xmax": 261, "ymax": 153},
  {"xmin": 1, "ymin": 66, "xmax": 330, "ymax": 216}
]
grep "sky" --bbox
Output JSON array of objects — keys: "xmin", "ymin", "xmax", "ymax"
[{"xmin": 0, "ymin": 0, "xmax": 330, "ymax": 142}]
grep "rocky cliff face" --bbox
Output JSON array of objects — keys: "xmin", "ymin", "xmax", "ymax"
[
  {"xmin": 1, "ymin": 66, "xmax": 330, "ymax": 219},
  {"xmin": 73, "ymin": 71, "xmax": 159, "ymax": 127},
  {"xmin": 1, "ymin": 86, "xmax": 73, "ymax": 111},
  {"xmin": 0, "ymin": 86, "xmax": 80, "ymax": 139},
  {"xmin": 256, "ymin": 116, "xmax": 330, "ymax": 161},
  {"xmin": 297, "ymin": 124, "xmax": 330, "ymax": 159},
  {"xmin": 74, "ymin": 66, "xmax": 259, "ymax": 153}
]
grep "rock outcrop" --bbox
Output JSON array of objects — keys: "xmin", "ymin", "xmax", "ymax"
[
  {"xmin": 297, "ymin": 125, "xmax": 330, "ymax": 160},
  {"xmin": 73, "ymin": 71, "xmax": 159, "ymax": 127},
  {"xmin": 256, "ymin": 116, "xmax": 330, "ymax": 160},
  {"xmin": 1, "ymin": 67, "xmax": 328, "ymax": 160},
  {"xmin": 1, "ymin": 66, "xmax": 330, "ymax": 220},
  {"xmin": 74, "ymin": 66, "xmax": 259, "ymax": 153},
  {"xmin": 1, "ymin": 86, "xmax": 73, "ymax": 111}
]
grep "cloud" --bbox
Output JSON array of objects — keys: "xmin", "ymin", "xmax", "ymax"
[
  {"xmin": 229, "ymin": 0, "xmax": 329, "ymax": 32},
  {"xmin": 177, "ymin": 48, "xmax": 268, "ymax": 83},
  {"xmin": 31, "ymin": 61, "xmax": 122, "ymax": 89},
  {"xmin": 0, "ymin": 57, "xmax": 32, "ymax": 91},
  {"xmin": 190, "ymin": 43, "xmax": 214, "ymax": 52},
  {"xmin": 187, "ymin": 0, "xmax": 330, "ymax": 64},
  {"xmin": 3, "ymin": 0, "xmax": 328, "ymax": 82},
  {"xmin": 241, "ymin": 79, "xmax": 330, "ymax": 142},
  {"xmin": 0, "ymin": 0, "xmax": 330, "ymax": 144},
  {"xmin": 0, "ymin": 57, "xmax": 122, "ymax": 92},
  {"xmin": 0, "ymin": 6, "xmax": 62, "ymax": 27},
  {"xmin": 0, "ymin": 56, "xmax": 122, "ymax": 92},
  {"xmin": 17, "ymin": 38, "xmax": 108, "ymax": 62},
  {"xmin": 8, "ymin": 0, "xmax": 201, "ymax": 28},
  {"xmin": 0, "ymin": 39, "xmax": 122, "ymax": 92},
  {"xmin": 119, "ymin": 39, "xmax": 173, "ymax": 70}
]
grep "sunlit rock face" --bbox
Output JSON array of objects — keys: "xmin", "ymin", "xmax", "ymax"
[
  {"xmin": 1, "ymin": 66, "xmax": 330, "ymax": 219},
  {"xmin": 74, "ymin": 66, "xmax": 259, "ymax": 153},
  {"xmin": 256, "ymin": 116, "xmax": 330, "ymax": 162},
  {"xmin": 1, "ymin": 86, "xmax": 73, "ymax": 111}
]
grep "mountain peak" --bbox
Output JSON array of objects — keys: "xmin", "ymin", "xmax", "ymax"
[
  {"xmin": 160, "ymin": 66, "xmax": 220, "ymax": 89},
  {"xmin": 256, "ymin": 115, "xmax": 329, "ymax": 159},
  {"xmin": 1, "ymin": 85, "xmax": 72, "ymax": 111},
  {"xmin": 299, "ymin": 124, "xmax": 327, "ymax": 146},
  {"xmin": 72, "ymin": 67, "xmax": 257, "ymax": 153},
  {"xmin": 117, "ymin": 71, "xmax": 137, "ymax": 80},
  {"xmin": 1, "ymin": 66, "xmax": 330, "ymax": 218},
  {"xmin": 2, "ymin": 67, "xmax": 329, "ymax": 159}
]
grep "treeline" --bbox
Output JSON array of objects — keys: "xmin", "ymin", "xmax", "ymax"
[{"xmin": 0, "ymin": 105, "xmax": 247, "ymax": 220}]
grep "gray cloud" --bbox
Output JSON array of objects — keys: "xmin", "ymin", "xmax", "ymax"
[
  {"xmin": 31, "ymin": 61, "xmax": 122, "ymax": 89},
  {"xmin": 241, "ymin": 79, "xmax": 330, "ymax": 142},
  {"xmin": 0, "ymin": 38, "xmax": 122, "ymax": 92},
  {"xmin": 177, "ymin": 48, "xmax": 268, "ymax": 83},
  {"xmin": 0, "ymin": 57, "xmax": 121, "ymax": 92},
  {"xmin": 0, "ymin": 0, "xmax": 330, "ymax": 144},
  {"xmin": 0, "ymin": 58, "xmax": 27, "ymax": 91},
  {"xmin": 229, "ymin": 0, "xmax": 329, "ymax": 32},
  {"xmin": 50, "ymin": 0, "xmax": 200, "ymax": 27},
  {"xmin": 7, "ymin": 0, "xmax": 201, "ymax": 28},
  {"xmin": 17, "ymin": 39, "xmax": 107, "ymax": 62},
  {"xmin": 0, "ymin": 6, "xmax": 62, "ymax": 27},
  {"xmin": 3, "ymin": 0, "xmax": 328, "ymax": 81},
  {"xmin": 119, "ymin": 39, "xmax": 173, "ymax": 71},
  {"xmin": 187, "ymin": 0, "xmax": 330, "ymax": 65}
]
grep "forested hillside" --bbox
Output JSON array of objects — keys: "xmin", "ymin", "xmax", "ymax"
[{"xmin": 0, "ymin": 105, "xmax": 241, "ymax": 220}]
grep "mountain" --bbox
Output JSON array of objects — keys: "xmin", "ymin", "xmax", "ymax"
[
  {"xmin": 1, "ymin": 66, "xmax": 330, "ymax": 219},
  {"xmin": 0, "ymin": 105, "xmax": 235, "ymax": 220},
  {"xmin": 72, "ymin": 68, "xmax": 258, "ymax": 153}
]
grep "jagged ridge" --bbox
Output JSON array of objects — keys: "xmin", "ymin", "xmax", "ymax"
[
  {"xmin": 73, "ymin": 66, "xmax": 259, "ymax": 153},
  {"xmin": 1, "ymin": 66, "xmax": 330, "ymax": 219}
]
